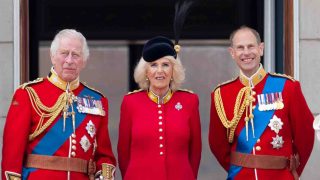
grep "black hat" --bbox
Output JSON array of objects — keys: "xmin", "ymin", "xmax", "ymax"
[
  {"xmin": 142, "ymin": 0, "xmax": 194, "ymax": 63},
  {"xmin": 142, "ymin": 36, "xmax": 177, "ymax": 62}
]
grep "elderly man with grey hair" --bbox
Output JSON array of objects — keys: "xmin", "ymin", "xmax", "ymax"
[{"xmin": 2, "ymin": 29, "xmax": 116, "ymax": 180}]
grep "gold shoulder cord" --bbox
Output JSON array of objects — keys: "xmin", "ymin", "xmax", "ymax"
[
  {"xmin": 214, "ymin": 86, "xmax": 252, "ymax": 143},
  {"xmin": 25, "ymin": 86, "xmax": 67, "ymax": 141}
]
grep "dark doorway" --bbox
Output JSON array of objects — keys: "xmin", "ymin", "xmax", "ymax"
[{"xmin": 29, "ymin": 0, "xmax": 264, "ymax": 88}]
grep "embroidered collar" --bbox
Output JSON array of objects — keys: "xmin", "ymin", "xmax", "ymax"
[
  {"xmin": 47, "ymin": 67, "xmax": 80, "ymax": 91},
  {"xmin": 239, "ymin": 64, "xmax": 267, "ymax": 87},
  {"xmin": 148, "ymin": 89, "xmax": 173, "ymax": 104}
]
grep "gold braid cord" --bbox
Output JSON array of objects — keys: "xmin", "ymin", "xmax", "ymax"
[
  {"xmin": 25, "ymin": 87, "xmax": 67, "ymax": 141},
  {"xmin": 214, "ymin": 87, "xmax": 251, "ymax": 143}
]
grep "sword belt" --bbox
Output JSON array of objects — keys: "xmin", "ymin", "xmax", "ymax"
[
  {"xmin": 25, "ymin": 154, "xmax": 93, "ymax": 174},
  {"xmin": 230, "ymin": 151, "xmax": 299, "ymax": 179}
]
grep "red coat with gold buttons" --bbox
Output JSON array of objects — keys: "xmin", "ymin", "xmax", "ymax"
[
  {"xmin": 209, "ymin": 72, "xmax": 314, "ymax": 180},
  {"xmin": 2, "ymin": 77, "xmax": 116, "ymax": 180},
  {"xmin": 117, "ymin": 90, "xmax": 202, "ymax": 180}
]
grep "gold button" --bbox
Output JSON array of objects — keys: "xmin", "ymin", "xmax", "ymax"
[
  {"xmin": 158, "ymin": 105, "xmax": 161, "ymax": 108},
  {"xmin": 159, "ymin": 144, "xmax": 163, "ymax": 148},
  {"xmin": 252, "ymin": 91, "xmax": 256, "ymax": 95},
  {"xmin": 72, "ymin": 145, "xmax": 76, "ymax": 150},
  {"xmin": 71, "ymin": 133, "xmax": 76, "ymax": 138},
  {"xmin": 72, "ymin": 139, "xmax": 77, "ymax": 144},
  {"xmin": 71, "ymin": 151, "xmax": 76, "ymax": 157},
  {"xmin": 256, "ymin": 146, "xmax": 261, "ymax": 151},
  {"xmin": 160, "ymin": 152, "xmax": 163, "ymax": 155},
  {"xmin": 159, "ymin": 116, "xmax": 163, "ymax": 120},
  {"xmin": 158, "ymin": 110, "xmax": 162, "ymax": 114},
  {"xmin": 159, "ymin": 121, "xmax": 163, "ymax": 125},
  {"xmin": 257, "ymin": 139, "xmax": 260, "ymax": 143},
  {"xmin": 159, "ymin": 128, "xmax": 163, "ymax": 132},
  {"xmin": 159, "ymin": 136, "xmax": 163, "ymax": 140}
]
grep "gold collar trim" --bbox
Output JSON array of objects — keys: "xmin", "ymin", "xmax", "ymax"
[
  {"xmin": 239, "ymin": 65, "xmax": 267, "ymax": 87},
  {"xmin": 148, "ymin": 89, "xmax": 173, "ymax": 104},
  {"xmin": 47, "ymin": 67, "xmax": 80, "ymax": 91}
]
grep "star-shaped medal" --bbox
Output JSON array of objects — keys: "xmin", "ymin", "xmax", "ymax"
[
  {"xmin": 268, "ymin": 115, "xmax": 283, "ymax": 134},
  {"xmin": 80, "ymin": 135, "xmax": 91, "ymax": 152},
  {"xmin": 271, "ymin": 135, "xmax": 284, "ymax": 149},
  {"xmin": 86, "ymin": 120, "xmax": 96, "ymax": 138}
]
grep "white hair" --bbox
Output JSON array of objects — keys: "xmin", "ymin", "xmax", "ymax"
[{"xmin": 50, "ymin": 29, "xmax": 90, "ymax": 61}]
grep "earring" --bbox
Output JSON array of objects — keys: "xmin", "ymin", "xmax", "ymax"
[
  {"xmin": 146, "ymin": 78, "xmax": 149, "ymax": 81},
  {"xmin": 170, "ymin": 78, "xmax": 173, "ymax": 81}
]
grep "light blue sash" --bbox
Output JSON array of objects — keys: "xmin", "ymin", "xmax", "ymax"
[
  {"xmin": 227, "ymin": 76, "xmax": 286, "ymax": 180},
  {"xmin": 22, "ymin": 87, "xmax": 102, "ymax": 179}
]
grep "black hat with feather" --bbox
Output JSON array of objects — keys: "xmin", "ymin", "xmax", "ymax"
[{"xmin": 142, "ymin": 0, "xmax": 194, "ymax": 62}]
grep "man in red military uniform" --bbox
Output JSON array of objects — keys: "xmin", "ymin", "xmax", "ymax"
[
  {"xmin": 2, "ymin": 29, "xmax": 116, "ymax": 180},
  {"xmin": 209, "ymin": 26, "xmax": 314, "ymax": 180}
]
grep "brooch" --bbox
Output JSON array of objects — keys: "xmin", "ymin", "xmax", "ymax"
[{"xmin": 175, "ymin": 102, "xmax": 183, "ymax": 111}]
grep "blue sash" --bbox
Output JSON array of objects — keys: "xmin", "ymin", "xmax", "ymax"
[
  {"xmin": 22, "ymin": 87, "xmax": 102, "ymax": 179},
  {"xmin": 227, "ymin": 76, "xmax": 286, "ymax": 180}
]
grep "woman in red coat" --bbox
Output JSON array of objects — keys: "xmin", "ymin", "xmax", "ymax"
[{"xmin": 117, "ymin": 36, "xmax": 202, "ymax": 180}]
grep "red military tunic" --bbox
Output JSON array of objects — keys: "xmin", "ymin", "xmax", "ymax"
[
  {"xmin": 117, "ymin": 89, "xmax": 202, "ymax": 180},
  {"xmin": 2, "ymin": 70, "xmax": 116, "ymax": 180},
  {"xmin": 209, "ymin": 67, "xmax": 314, "ymax": 180}
]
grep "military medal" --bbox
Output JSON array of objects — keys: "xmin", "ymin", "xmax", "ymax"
[
  {"xmin": 258, "ymin": 92, "xmax": 284, "ymax": 111},
  {"xmin": 86, "ymin": 120, "xmax": 96, "ymax": 138},
  {"xmin": 268, "ymin": 115, "xmax": 283, "ymax": 134},
  {"xmin": 271, "ymin": 135, "xmax": 284, "ymax": 149},
  {"xmin": 77, "ymin": 96, "xmax": 105, "ymax": 116},
  {"xmin": 271, "ymin": 93, "xmax": 277, "ymax": 110},
  {"xmin": 258, "ymin": 94, "xmax": 265, "ymax": 111},
  {"xmin": 175, "ymin": 102, "xmax": 183, "ymax": 111},
  {"xmin": 80, "ymin": 135, "xmax": 91, "ymax": 152},
  {"xmin": 276, "ymin": 92, "xmax": 284, "ymax": 109},
  {"xmin": 268, "ymin": 115, "xmax": 284, "ymax": 149}
]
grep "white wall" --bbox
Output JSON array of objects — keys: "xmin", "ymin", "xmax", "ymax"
[
  {"xmin": 0, "ymin": 0, "xmax": 14, "ymax": 163},
  {"xmin": 299, "ymin": 0, "xmax": 320, "ymax": 179}
]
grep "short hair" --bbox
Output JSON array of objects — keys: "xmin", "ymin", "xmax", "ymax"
[
  {"xmin": 229, "ymin": 25, "xmax": 261, "ymax": 46},
  {"xmin": 50, "ymin": 29, "xmax": 90, "ymax": 61},
  {"xmin": 134, "ymin": 56, "xmax": 185, "ymax": 91}
]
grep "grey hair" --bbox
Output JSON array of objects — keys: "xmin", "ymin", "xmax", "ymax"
[
  {"xmin": 50, "ymin": 29, "xmax": 90, "ymax": 61},
  {"xmin": 133, "ymin": 56, "xmax": 185, "ymax": 91}
]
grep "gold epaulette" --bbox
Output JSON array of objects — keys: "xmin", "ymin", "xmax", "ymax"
[
  {"xmin": 270, "ymin": 72, "xmax": 295, "ymax": 82},
  {"xmin": 212, "ymin": 77, "xmax": 238, "ymax": 92},
  {"xmin": 20, "ymin": 78, "xmax": 44, "ymax": 89},
  {"xmin": 127, "ymin": 89, "xmax": 144, "ymax": 95},
  {"xmin": 177, "ymin": 88, "xmax": 194, "ymax": 94},
  {"xmin": 81, "ymin": 82, "xmax": 105, "ymax": 97}
]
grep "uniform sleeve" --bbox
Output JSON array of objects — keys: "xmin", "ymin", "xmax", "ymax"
[
  {"xmin": 1, "ymin": 88, "xmax": 32, "ymax": 180},
  {"xmin": 95, "ymin": 97, "xmax": 116, "ymax": 172},
  {"xmin": 188, "ymin": 94, "xmax": 202, "ymax": 179},
  {"xmin": 288, "ymin": 81, "xmax": 314, "ymax": 175},
  {"xmin": 208, "ymin": 90, "xmax": 231, "ymax": 171},
  {"xmin": 117, "ymin": 96, "xmax": 132, "ymax": 178}
]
